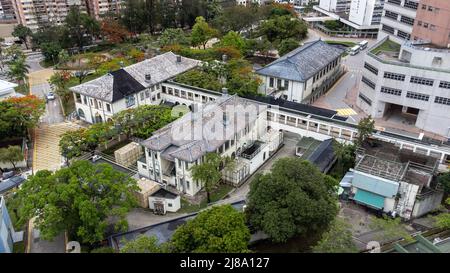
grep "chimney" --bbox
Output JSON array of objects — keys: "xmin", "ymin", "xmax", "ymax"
[
  {"xmin": 176, "ymin": 55, "xmax": 182, "ymax": 63},
  {"xmin": 222, "ymin": 87, "xmax": 229, "ymax": 97},
  {"xmin": 145, "ymin": 74, "xmax": 151, "ymax": 83}
]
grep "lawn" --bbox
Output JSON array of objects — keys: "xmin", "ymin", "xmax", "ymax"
[
  {"xmin": 325, "ymin": 40, "xmax": 357, "ymax": 47},
  {"xmin": 178, "ymin": 183, "xmax": 234, "ymax": 214},
  {"xmin": 370, "ymin": 39, "xmax": 401, "ymax": 55}
]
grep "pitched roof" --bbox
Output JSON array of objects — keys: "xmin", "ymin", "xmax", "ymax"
[
  {"xmin": 141, "ymin": 95, "xmax": 267, "ymax": 162},
  {"xmin": 256, "ymin": 40, "xmax": 344, "ymax": 82},
  {"xmin": 70, "ymin": 52, "xmax": 200, "ymax": 103}
]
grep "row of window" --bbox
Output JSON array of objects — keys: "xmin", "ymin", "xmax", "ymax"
[
  {"xmin": 384, "ymin": 72, "xmax": 405, "ymax": 81},
  {"xmin": 362, "ymin": 76, "xmax": 376, "ymax": 90},
  {"xmin": 417, "ymin": 20, "xmax": 437, "ymax": 31},
  {"xmin": 312, "ymin": 58, "xmax": 340, "ymax": 84},
  {"xmin": 359, "ymin": 93, "xmax": 372, "ymax": 106},
  {"xmin": 386, "ymin": 0, "xmax": 418, "ymax": 10},
  {"xmin": 421, "ymin": 4, "xmax": 440, "ymax": 13},
  {"xmin": 364, "ymin": 62, "xmax": 378, "ymax": 75},
  {"xmin": 410, "ymin": 76, "xmax": 434, "ymax": 86},
  {"xmin": 435, "ymin": 96, "xmax": 450, "ymax": 106},
  {"xmin": 382, "ymin": 24, "xmax": 395, "ymax": 35},
  {"xmin": 380, "ymin": 86, "xmax": 402, "ymax": 96},
  {"xmin": 162, "ymin": 85, "xmax": 216, "ymax": 103},
  {"xmin": 406, "ymin": 91, "xmax": 430, "ymax": 101},
  {"xmin": 75, "ymin": 93, "xmax": 112, "ymax": 112}
]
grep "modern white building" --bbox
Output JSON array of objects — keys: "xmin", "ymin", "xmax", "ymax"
[
  {"xmin": 349, "ymin": 0, "xmax": 385, "ymax": 26},
  {"xmin": 319, "ymin": 0, "xmax": 352, "ymax": 13},
  {"xmin": 256, "ymin": 40, "xmax": 344, "ymax": 104},
  {"xmin": 138, "ymin": 94, "xmax": 283, "ymax": 197},
  {"xmin": 70, "ymin": 52, "xmax": 200, "ymax": 124},
  {"xmin": 358, "ymin": 0, "xmax": 450, "ymax": 138}
]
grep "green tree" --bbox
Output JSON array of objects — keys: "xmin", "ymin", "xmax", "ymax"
[
  {"xmin": 58, "ymin": 49, "xmax": 70, "ymax": 66},
  {"xmin": 0, "ymin": 95, "xmax": 45, "ymax": 139},
  {"xmin": 191, "ymin": 16, "xmax": 218, "ymax": 49},
  {"xmin": 313, "ymin": 218, "xmax": 358, "ymax": 253},
  {"xmin": 16, "ymin": 160, "xmax": 138, "ymax": 244},
  {"xmin": 437, "ymin": 172, "xmax": 450, "ymax": 194},
  {"xmin": 246, "ymin": 158, "xmax": 338, "ymax": 243},
  {"xmin": 435, "ymin": 198, "xmax": 450, "ymax": 229},
  {"xmin": 218, "ymin": 31, "xmax": 246, "ymax": 53},
  {"xmin": 48, "ymin": 70, "xmax": 72, "ymax": 103},
  {"xmin": 259, "ymin": 15, "xmax": 307, "ymax": 44},
  {"xmin": 277, "ymin": 38, "xmax": 299, "ymax": 56},
  {"xmin": 190, "ymin": 153, "xmax": 233, "ymax": 203},
  {"xmin": 159, "ymin": 28, "xmax": 189, "ymax": 47},
  {"xmin": 0, "ymin": 145, "xmax": 24, "ymax": 169},
  {"xmin": 171, "ymin": 205, "xmax": 250, "ymax": 253},
  {"xmin": 255, "ymin": 38, "xmax": 272, "ymax": 62},
  {"xmin": 12, "ymin": 24, "xmax": 32, "ymax": 49},
  {"xmin": 121, "ymin": 235, "xmax": 167, "ymax": 253},
  {"xmin": 7, "ymin": 56, "xmax": 29, "ymax": 85},
  {"xmin": 65, "ymin": 5, "xmax": 100, "ymax": 51},
  {"xmin": 332, "ymin": 141, "xmax": 356, "ymax": 178},
  {"xmin": 356, "ymin": 115, "xmax": 375, "ymax": 146},
  {"xmin": 40, "ymin": 42, "xmax": 62, "ymax": 64}
]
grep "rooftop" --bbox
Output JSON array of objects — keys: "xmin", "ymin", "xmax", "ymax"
[
  {"xmin": 256, "ymin": 39, "xmax": 344, "ymax": 82},
  {"xmin": 141, "ymin": 94, "xmax": 267, "ymax": 162},
  {"xmin": 70, "ymin": 52, "xmax": 200, "ymax": 103},
  {"xmin": 355, "ymin": 140, "xmax": 438, "ymax": 189}
]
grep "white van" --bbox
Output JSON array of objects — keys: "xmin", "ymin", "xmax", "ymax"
[
  {"xmin": 359, "ymin": 40, "xmax": 369, "ymax": 50},
  {"xmin": 349, "ymin": 45, "xmax": 361, "ymax": 55}
]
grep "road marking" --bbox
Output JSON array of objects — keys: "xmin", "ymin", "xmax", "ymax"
[{"xmin": 336, "ymin": 108, "xmax": 358, "ymax": 116}]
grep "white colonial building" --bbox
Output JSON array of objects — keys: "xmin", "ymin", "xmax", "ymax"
[
  {"xmin": 70, "ymin": 52, "xmax": 200, "ymax": 124},
  {"xmin": 137, "ymin": 94, "xmax": 283, "ymax": 197},
  {"xmin": 256, "ymin": 40, "xmax": 344, "ymax": 104}
]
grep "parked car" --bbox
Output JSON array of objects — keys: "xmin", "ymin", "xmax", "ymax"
[{"xmin": 46, "ymin": 92, "xmax": 55, "ymax": 101}]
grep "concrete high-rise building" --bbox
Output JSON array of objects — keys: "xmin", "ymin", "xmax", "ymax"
[
  {"xmin": 0, "ymin": 0, "xmax": 17, "ymax": 23},
  {"xmin": 349, "ymin": 0, "xmax": 384, "ymax": 26},
  {"xmin": 11, "ymin": 0, "xmax": 123, "ymax": 30},
  {"xmin": 319, "ymin": 0, "xmax": 352, "ymax": 13},
  {"xmin": 358, "ymin": 0, "xmax": 450, "ymax": 138}
]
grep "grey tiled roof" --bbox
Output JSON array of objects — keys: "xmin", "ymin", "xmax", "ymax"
[
  {"xmin": 256, "ymin": 40, "xmax": 344, "ymax": 82},
  {"xmin": 141, "ymin": 95, "xmax": 267, "ymax": 162},
  {"xmin": 70, "ymin": 52, "xmax": 200, "ymax": 103}
]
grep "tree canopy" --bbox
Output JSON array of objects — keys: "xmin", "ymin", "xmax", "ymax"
[
  {"xmin": 357, "ymin": 115, "xmax": 375, "ymax": 146},
  {"xmin": 171, "ymin": 205, "xmax": 250, "ymax": 253},
  {"xmin": 191, "ymin": 16, "xmax": 219, "ymax": 49},
  {"xmin": 12, "ymin": 24, "xmax": 32, "ymax": 49},
  {"xmin": 0, "ymin": 95, "xmax": 45, "ymax": 139},
  {"xmin": 312, "ymin": 218, "xmax": 358, "ymax": 253},
  {"xmin": 246, "ymin": 158, "xmax": 339, "ymax": 243},
  {"xmin": 0, "ymin": 145, "xmax": 24, "ymax": 169},
  {"xmin": 277, "ymin": 38, "xmax": 300, "ymax": 56},
  {"xmin": 16, "ymin": 160, "xmax": 138, "ymax": 244},
  {"xmin": 121, "ymin": 235, "xmax": 167, "ymax": 253},
  {"xmin": 259, "ymin": 15, "xmax": 308, "ymax": 44}
]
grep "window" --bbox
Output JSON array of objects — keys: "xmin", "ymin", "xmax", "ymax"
[
  {"xmin": 380, "ymin": 86, "xmax": 402, "ymax": 96},
  {"xmin": 359, "ymin": 93, "xmax": 372, "ymax": 106},
  {"xmin": 434, "ymin": 96, "xmax": 450, "ymax": 106},
  {"xmin": 384, "ymin": 10, "xmax": 398, "ymax": 20},
  {"xmin": 361, "ymin": 76, "xmax": 376, "ymax": 89},
  {"xmin": 364, "ymin": 62, "xmax": 378, "ymax": 75},
  {"xmin": 106, "ymin": 103, "xmax": 111, "ymax": 112},
  {"xmin": 422, "ymin": 4, "xmax": 426, "ymax": 10},
  {"xmin": 382, "ymin": 24, "xmax": 395, "ymax": 34},
  {"xmin": 75, "ymin": 93, "xmax": 81, "ymax": 103},
  {"xmin": 151, "ymin": 86, "xmax": 155, "ymax": 92},
  {"xmin": 384, "ymin": 72, "xmax": 405, "ymax": 81},
  {"xmin": 404, "ymin": 0, "xmax": 418, "ymax": 10},
  {"xmin": 145, "ymin": 90, "xmax": 150, "ymax": 98},
  {"xmin": 168, "ymin": 203, "xmax": 172, "ymax": 207},
  {"xmin": 417, "ymin": 21, "xmax": 422, "ymax": 26},
  {"xmin": 387, "ymin": 0, "xmax": 401, "ymax": 5},
  {"xmin": 140, "ymin": 92, "xmax": 144, "ymax": 101},
  {"xmin": 83, "ymin": 96, "xmax": 87, "ymax": 105},
  {"xmin": 430, "ymin": 25, "xmax": 436, "ymax": 31},
  {"xmin": 406, "ymin": 91, "xmax": 430, "ymax": 101},
  {"xmin": 410, "ymin": 76, "xmax": 434, "ymax": 86},
  {"xmin": 162, "ymin": 86, "xmax": 166, "ymax": 93},
  {"xmin": 397, "ymin": 30, "xmax": 411, "ymax": 40},
  {"xmin": 125, "ymin": 95, "xmax": 135, "ymax": 107},
  {"xmin": 269, "ymin": 77, "xmax": 274, "ymax": 87},
  {"xmin": 97, "ymin": 101, "xmax": 102, "ymax": 109},
  {"xmin": 423, "ymin": 23, "xmax": 429, "ymax": 28},
  {"xmin": 78, "ymin": 108, "xmax": 85, "ymax": 118},
  {"xmin": 439, "ymin": 81, "xmax": 450, "ymax": 89},
  {"xmin": 186, "ymin": 181, "xmax": 190, "ymax": 190},
  {"xmin": 400, "ymin": 16, "xmax": 414, "ymax": 26}
]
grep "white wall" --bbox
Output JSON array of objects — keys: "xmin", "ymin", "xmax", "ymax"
[{"xmin": 148, "ymin": 195, "xmax": 181, "ymax": 213}]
